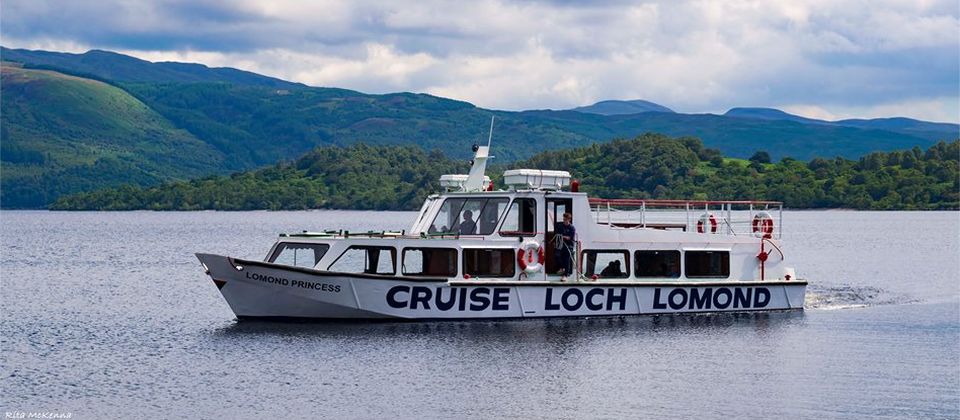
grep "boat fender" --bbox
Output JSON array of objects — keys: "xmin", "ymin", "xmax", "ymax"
[
  {"xmin": 517, "ymin": 240, "xmax": 545, "ymax": 274},
  {"xmin": 752, "ymin": 211, "xmax": 775, "ymax": 238},
  {"xmin": 697, "ymin": 213, "xmax": 718, "ymax": 234}
]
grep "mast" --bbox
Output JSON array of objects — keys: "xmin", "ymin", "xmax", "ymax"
[{"xmin": 464, "ymin": 116, "xmax": 494, "ymax": 192}]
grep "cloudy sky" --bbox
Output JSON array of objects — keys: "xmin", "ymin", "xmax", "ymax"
[{"xmin": 3, "ymin": 0, "xmax": 958, "ymax": 122}]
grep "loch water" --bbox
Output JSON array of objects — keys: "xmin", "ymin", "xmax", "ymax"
[{"xmin": 2, "ymin": 210, "xmax": 958, "ymax": 419}]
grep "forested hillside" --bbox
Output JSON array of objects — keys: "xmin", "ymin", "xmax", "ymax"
[
  {"xmin": 3, "ymin": 47, "xmax": 956, "ymax": 208},
  {"xmin": 52, "ymin": 144, "xmax": 466, "ymax": 210},
  {"xmin": 0, "ymin": 63, "xmax": 227, "ymax": 207},
  {"xmin": 52, "ymin": 135, "xmax": 959, "ymax": 211}
]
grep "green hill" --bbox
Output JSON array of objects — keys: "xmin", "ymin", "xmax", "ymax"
[
  {"xmin": 2, "ymin": 47, "xmax": 957, "ymax": 208},
  {"xmin": 51, "ymin": 135, "xmax": 959, "ymax": 211},
  {"xmin": 119, "ymin": 81, "xmax": 949, "ymax": 166},
  {"xmin": 1, "ymin": 63, "xmax": 227, "ymax": 207},
  {"xmin": 52, "ymin": 144, "xmax": 467, "ymax": 211}
]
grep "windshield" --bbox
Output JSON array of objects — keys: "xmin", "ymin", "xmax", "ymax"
[{"xmin": 428, "ymin": 197, "xmax": 509, "ymax": 235}]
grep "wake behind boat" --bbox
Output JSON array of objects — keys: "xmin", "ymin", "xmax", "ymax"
[{"xmin": 197, "ymin": 126, "xmax": 807, "ymax": 320}]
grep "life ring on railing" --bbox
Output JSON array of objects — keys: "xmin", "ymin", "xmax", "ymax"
[
  {"xmin": 752, "ymin": 211, "xmax": 775, "ymax": 238},
  {"xmin": 517, "ymin": 240, "xmax": 545, "ymax": 274},
  {"xmin": 697, "ymin": 213, "xmax": 718, "ymax": 234}
]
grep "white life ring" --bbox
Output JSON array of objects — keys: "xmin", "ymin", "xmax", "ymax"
[
  {"xmin": 697, "ymin": 213, "xmax": 718, "ymax": 234},
  {"xmin": 752, "ymin": 211, "xmax": 775, "ymax": 238},
  {"xmin": 517, "ymin": 240, "xmax": 544, "ymax": 274}
]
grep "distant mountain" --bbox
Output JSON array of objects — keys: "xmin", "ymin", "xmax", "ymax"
[
  {"xmin": 725, "ymin": 107, "xmax": 959, "ymax": 136},
  {"xmin": 724, "ymin": 107, "xmax": 825, "ymax": 124},
  {"xmin": 0, "ymin": 47, "xmax": 301, "ymax": 87},
  {"xmin": 833, "ymin": 117, "xmax": 959, "ymax": 134},
  {"xmin": 2, "ymin": 46, "xmax": 956, "ymax": 208},
  {"xmin": 571, "ymin": 99, "xmax": 674, "ymax": 115}
]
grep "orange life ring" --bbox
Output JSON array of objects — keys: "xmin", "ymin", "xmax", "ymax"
[
  {"xmin": 517, "ymin": 240, "xmax": 545, "ymax": 273},
  {"xmin": 752, "ymin": 212, "xmax": 775, "ymax": 238},
  {"xmin": 697, "ymin": 213, "xmax": 718, "ymax": 234}
]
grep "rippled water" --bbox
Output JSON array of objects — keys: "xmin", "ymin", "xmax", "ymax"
[{"xmin": 2, "ymin": 210, "xmax": 958, "ymax": 419}]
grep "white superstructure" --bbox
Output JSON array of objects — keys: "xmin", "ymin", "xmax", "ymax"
[{"xmin": 197, "ymin": 139, "xmax": 806, "ymax": 320}]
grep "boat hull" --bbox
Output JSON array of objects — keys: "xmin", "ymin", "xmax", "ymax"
[{"xmin": 197, "ymin": 253, "xmax": 806, "ymax": 320}]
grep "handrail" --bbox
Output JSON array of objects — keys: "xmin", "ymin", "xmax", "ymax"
[
  {"xmin": 589, "ymin": 198, "xmax": 783, "ymax": 206},
  {"xmin": 589, "ymin": 197, "xmax": 783, "ymax": 239}
]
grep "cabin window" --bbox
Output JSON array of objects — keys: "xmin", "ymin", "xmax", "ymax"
[
  {"xmin": 428, "ymin": 198, "xmax": 510, "ymax": 235},
  {"xmin": 476, "ymin": 198, "xmax": 510, "ymax": 235},
  {"xmin": 582, "ymin": 250, "xmax": 630, "ymax": 279},
  {"xmin": 635, "ymin": 250, "xmax": 681, "ymax": 278},
  {"xmin": 402, "ymin": 248, "xmax": 458, "ymax": 277},
  {"xmin": 684, "ymin": 251, "xmax": 730, "ymax": 278},
  {"xmin": 463, "ymin": 249, "xmax": 516, "ymax": 278},
  {"xmin": 269, "ymin": 243, "xmax": 330, "ymax": 268},
  {"xmin": 429, "ymin": 198, "xmax": 466, "ymax": 235},
  {"xmin": 328, "ymin": 246, "xmax": 396, "ymax": 275},
  {"xmin": 499, "ymin": 198, "xmax": 537, "ymax": 236}
]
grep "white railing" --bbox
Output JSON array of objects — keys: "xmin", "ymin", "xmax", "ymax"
[{"xmin": 589, "ymin": 198, "xmax": 783, "ymax": 239}]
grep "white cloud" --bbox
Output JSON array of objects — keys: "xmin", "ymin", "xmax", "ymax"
[{"xmin": 2, "ymin": 0, "xmax": 957, "ymax": 121}]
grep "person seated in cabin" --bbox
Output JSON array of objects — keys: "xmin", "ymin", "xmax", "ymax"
[
  {"xmin": 600, "ymin": 260, "xmax": 624, "ymax": 277},
  {"xmin": 459, "ymin": 210, "xmax": 477, "ymax": 235}
]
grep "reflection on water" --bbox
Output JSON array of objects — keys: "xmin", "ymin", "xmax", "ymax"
[{"xmin": 215, "ymin": 310, "xmax": 806, "ymax": 340}]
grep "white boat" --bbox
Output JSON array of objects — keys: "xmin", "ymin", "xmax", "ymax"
[{"xmin": 197, "ymin": 135, "xmax": 806, "ymax": 321}]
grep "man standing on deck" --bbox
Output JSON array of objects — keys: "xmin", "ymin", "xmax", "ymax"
[{"xmin": 556, "ymin": 212, "xmax": 576, "ymax": 281}]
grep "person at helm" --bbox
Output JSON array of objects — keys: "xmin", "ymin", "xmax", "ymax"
[{"xmin": 459, "ymin": 210, "xmax": 477, "ymax": 235}]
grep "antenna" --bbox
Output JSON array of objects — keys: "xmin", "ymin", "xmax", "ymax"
[{"xmin": 487, "ymin": 115, "xmax": 495, "ymax": 148}]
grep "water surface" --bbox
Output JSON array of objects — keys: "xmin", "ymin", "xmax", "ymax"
[{"xmin": 2, "ymin": 210, "xmax": 958, "ymax": 418}]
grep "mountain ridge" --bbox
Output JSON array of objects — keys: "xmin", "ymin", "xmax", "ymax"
[
  {"xmin": 570, "ymin": 99, "xmax": 675, "ymax": 115},
  {"xmin": 2, "ymin": 46, "xmax": 957, "ymax": 208},
  {"xmin": 1, "ymin": 47, "xmax": 303, "ymax": 88},
  {"xmin": 724, "ymin": 107, "xmax": 958, "ymax": 134}
]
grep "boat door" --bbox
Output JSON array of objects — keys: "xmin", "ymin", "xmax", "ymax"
[{"xmin": 544, "ymin": 197, "xmax": 573, "ymax": 275}]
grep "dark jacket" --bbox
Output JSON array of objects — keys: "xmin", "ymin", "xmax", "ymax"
[{"xmin": 556, "ymin": 222, "xmax": 576, "ymax": 248}]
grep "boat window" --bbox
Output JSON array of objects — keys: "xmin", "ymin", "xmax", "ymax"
[
  {"xmin": 458, "ymin": 199, "xmax": 485, "ymax": 235},
  {"xmin": 499, "ymin": 198, "xmax": 537, "ymax": 236},
  {"xmin": 685, "ymin": 251, "xmax": 730, "ymax": 278},
  {"xmin": 269, "ymin": 243, "xmax": 330, "ymax": 268},
  {"xmin": 635, "ymin": 251, "xmax": 682, "ymax": 278},
  {"xmin": 476, "ymin": 198, "xmax": 509, "ymax": 235},
  {"xmin": 428, "ymin": 198, "xmax": 510, "ymax": 235},
  {"xmin": 328, "ymin": 246, "xmax": 396, "ymax": 275},
  {"xmin": 428, "ymin": 198, "xmax": 466, "ymax": 235},
  {"xmin": 582, "ymin": 250, "xmax": 630, "ymax": 279},
  {"xmin": 402, "ymin": 248, "xmax": 457, "ymax": 277},
  {"xmin": 463, "ymin": 249, "xmax": 516, "ymax": 278}
]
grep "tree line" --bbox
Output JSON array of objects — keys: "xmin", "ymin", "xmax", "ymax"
[{"xmin": 51, "ymin": 134, "xmax": 959, "ymax": 211}]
